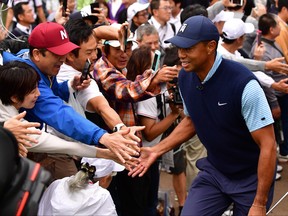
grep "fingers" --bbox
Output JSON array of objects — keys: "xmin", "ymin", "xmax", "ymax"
[
  {"xmin": 132, "ymin": 126, "xmax": 145, "ymax": 132},
  {"xmin": 276, "ymin": 57, "xmax": 285, "ymax": 62},
  {"xmin": 128, "ymin": 164, "xmax": 146, "ymax": 177},
  {"xmin": 18, "ymin": 143, "xmax": 28, "ymax": 157},
  {"xmin": 126, "ymin": 142, "xmax": 141, "ymax": 152},
  {"xmin": 18, "ymin": 134, "xmax": 37, "ymax": 146},
  {"xmin": 127, "ymin": 134, "xmax": 141, "ymax": 144},
  {"xmin": 124, "ymin": 158, "xmax": 140, "ymax": 171},
  {"xmin": 75, "ymin": 77, "xmax": 91, "ymax": 90},
  {"xmin": 22, "ymin": 123, "xmax": 41, "ymax": 131},
  {"xmin": 123, "ymin": 142, "xmax": 140, "ymax": 156},
  {"xmin": 14, "ymin": 111, "xmax": 27, "ymax": 120},
  {"xmin": 78, "ymin": 78, "xmax": 91, "ymax": 89},
  {"xmin": 113, "ymin": 150, "xmax": 126, "ymax": 164}
]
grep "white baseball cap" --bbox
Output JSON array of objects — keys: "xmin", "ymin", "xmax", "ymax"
[
  {"xmin": 81, "ymin": 158, "xmax": 125, "ymax": 178},
  {"xmin": 222, "ymin": 18, "xmax": 255, "ymax": 40},
  {"xmin": 212, "ymin": 10, "xmax": 234, "ymax": 23},
  {"xmin": 127, "ymin": 2, "xmax": 150, "ymax": 22}
]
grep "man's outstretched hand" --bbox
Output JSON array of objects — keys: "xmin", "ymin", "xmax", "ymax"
[
  {"xmin": 99, "ymin": 128, "xmax": 141, "ymax": 164},
  {"xmin": 128, "ymin": 147, "xmax": 159, "ymax": 177}
]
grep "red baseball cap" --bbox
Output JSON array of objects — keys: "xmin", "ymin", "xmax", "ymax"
[{"xmin": 28, "ymin": 22, "xmax": 79, "ymax": 56}]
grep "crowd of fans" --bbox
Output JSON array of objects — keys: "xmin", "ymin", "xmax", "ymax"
[{"xmin": 0, "ymin": 0, "xmax": 287, "ymax": 215}]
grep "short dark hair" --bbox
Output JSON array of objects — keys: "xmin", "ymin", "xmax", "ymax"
[
  {"xmin": 170, "ymin": 0, "xmax": 182, "ymax": 8},
  {"xmin": 0, "ymin": 61, "xmax": 40, "ymax": 105},
  {"xmin": 221, "ymin": 36, "xmax": 237, "ymax": 44},
  {"xmin": 182, "ymin": 0, "xmax": 209, "ymax": 9},
  {"xmin": 163, "ymin": 46, "xmax": 180, "ymax": 66},
  {"xmin": 258, "ymin": 13, "xmax": 278, "ymax": 35},
  {"xmin": 278, "ymin": 0, "xmax": 288, "ymax": 12},
  {"xmin": 13, "ymin": 2, "xmax": 29, "ymax": 22},
  {"xmin": 29, "ymin": 46, "xmax": 47, "ymax": 57},
  {"xmin": 180, "ymin": 4, "xmax": 208, "ymax": 24},
  {"xmin": 150, "ymin": 0, "xmax": 169, "ymax": 15},
  {"xmin": 64, "ymin": 19, "xmax": 94, "ymax": 57}
]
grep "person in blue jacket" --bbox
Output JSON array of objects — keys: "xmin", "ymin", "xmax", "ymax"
[
  {"xmin": 3, "ymin": 22, "xmax": 141, "ymax": 164},
  {"xmin": 129, "ymin": 16, "xmax": 277, "ymax": 216}
]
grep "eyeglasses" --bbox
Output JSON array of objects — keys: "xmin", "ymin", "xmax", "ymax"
[
  {"xmin": 158, "ymin": 6, "xmax": 172, "ymax": 11},
  {"xmin": 137, "ymin": 11, "xmax": 149, "ymax": 17}
]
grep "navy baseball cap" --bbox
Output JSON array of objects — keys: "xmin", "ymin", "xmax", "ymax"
[{"xmin": 165, "ymin": 15, "xmax": 219, "ymax": 48}]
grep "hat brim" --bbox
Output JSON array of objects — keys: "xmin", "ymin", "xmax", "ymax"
[
  {"xmin": 83, "ymin": 15, "xmax": 99, "ymax": 24},
  {"xmin": 47, "ymin": 42, "xmax": 79, "ymax": 55},
  {"xmin": 244, "ymin": 23, "xmax": 255, "ymax": 34},
  {"xmin": 104, "ymin": 39, "xmax": 137, "ymax": 48},
  {"xmin": 165, "ymin": 35, "xmax": 200, "ymax": 49},
  {"xmin": 112, "ymin": 162, "xmax": 125, "ymax": 172}
]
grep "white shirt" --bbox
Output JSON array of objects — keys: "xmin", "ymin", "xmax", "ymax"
[
  {"xmin": 169, "ymin": 9, "xmax": 183, "ymax": 33},
  {"xmin": 148, "ymin": 16, "xmax": 175, "ymax": 49},
  {"xmin": 15, "ymin": 23, "xmax": 32, "ymax": 35},
  {"xmin": 57, "ymin": 63, "xmax": 103, "ymax": 113},
  {"xmin": 38, "ymin": 178, "xmax": 117, "ymax": 216},
  {"xmin": 217, "ymin": 42, "xmax": 243, "ymax": 59},
  {"xmin": 0, "ymin": 102, "xmax": 98, "ymax": 157},
  {"xmin": 137, "ymin": 91, "xmax": 170, "ymax": 147},
  {"xmin": 217, "ymin": 41, "xmax": 274, "ymax": 88},
  {"xmin": 8, "ymin": 0, "xmax": 42, "ymax": 20}
]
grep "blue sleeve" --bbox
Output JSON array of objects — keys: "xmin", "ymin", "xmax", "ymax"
[
  {"xmin": 51, "ymin": 77, "xmax": 70, "ymax": 102},
  {"xmin": 241, "ymin": 80, "xmax": 274, "ymax": 132},
  {"xmin": 26, "ymin": 79, "xmax": 107, "ymax": 145}
]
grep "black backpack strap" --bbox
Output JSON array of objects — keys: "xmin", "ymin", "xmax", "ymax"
[
  {"xmin": 241, "ymin": 14, "xmax": 248, "ymax": 23},
  {"xmin": 156, "ymin": 94, "xmax": 164, "ymax": 120},
  {"xmin": 170, "ymin": 23, "xmax": 176, "ymax": 35},
  {"xmin": 261, "ymin": 37, "xmax": 284, "ymax": 56}
]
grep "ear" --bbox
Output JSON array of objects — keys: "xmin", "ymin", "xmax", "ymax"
[
  {"xmin": 18, "ymin": 14, "xmax": 24, "ymax": 22},
  {"xmin": 10, "ymin": 95, "xmax": 19, "ymax": 104},
  {"xmin": 207, "ymin": 40, "xmax": 217, "ymax": 54},
  {"xmin": 152, "ymin": 8, "xmax": 158, "ymax": 17},
  {"xmin": 66, "ymin": 52, "xmax": 75, "ymax": 62},
  {"xmin": 269, "ymin": 26, "xmax": 275, "ymax": 34},
  {"xmin": 31, "ymin": 49, "xmax": 41, "ymax": 62}
]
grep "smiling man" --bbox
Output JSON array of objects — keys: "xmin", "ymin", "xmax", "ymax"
[{"xmin": 129, "ymin": 15, "xmax": 277, "ymax": 216}]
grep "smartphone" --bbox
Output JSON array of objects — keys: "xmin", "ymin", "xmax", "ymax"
[
  {"xmin": 256, "ymin": 30, "xmax": 262, "ymax": 46},
  {"xmin": 62, "ymin": 0, "xmax": 67, "ymax": 17},
  {"xmin": 123, "ymin": 26, "xmax": 128, "ymax": 53},
  {"xmin": 230, "ymin": 0, "xmax": 243, "ymax": 6},
  {"xmin": 81, "ymin": 59, "xmax": 91, "ymax": 83},
  {"xmin": 151, "ymin": 50, "xmax": 161, "ymax": 74},
  {"xmin": 90, "ymin": 2, "xmax": 100, "ymax": 13}
]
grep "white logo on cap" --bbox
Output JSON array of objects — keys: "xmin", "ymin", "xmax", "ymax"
[
  {"xmin": 179, "ymin": 24, "xmax": 187, "ymax": 33},
  {"xmin": 60, "ymin": 30, "xmax": 68, "ymax": 40},
  {"xmin": 81, "ymin": 11, "xmax": 89, "ymax": 17}
]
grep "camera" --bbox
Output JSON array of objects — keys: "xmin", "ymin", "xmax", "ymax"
[{"xmin": 169, "ymin": 78, "xmax": 183, "ymax": 105}]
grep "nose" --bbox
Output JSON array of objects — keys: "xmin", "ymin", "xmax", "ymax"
[
  {"xmin": 36, "ymin": 87, "xmax": 41, "ymax": 97},
  {"xmin": 91, "ymin": 49, "xmax": 98, "ymax": 61},
  {"xmin": 59, "ymin": 54, "xmax": 67, "ymax": 62},
  {"xmin": 151, "ymin": 43, "xmax": 159, "ymax": 52}
]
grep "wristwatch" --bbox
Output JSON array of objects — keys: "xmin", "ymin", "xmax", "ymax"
[{"xmin": 112, "ymin": 123, "xmax": 125, "ymax": 132}]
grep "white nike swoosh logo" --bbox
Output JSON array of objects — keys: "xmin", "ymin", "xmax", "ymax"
[{"xmin": 218, "ymin": 102, "xmax": 227, "ymax": 106}]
